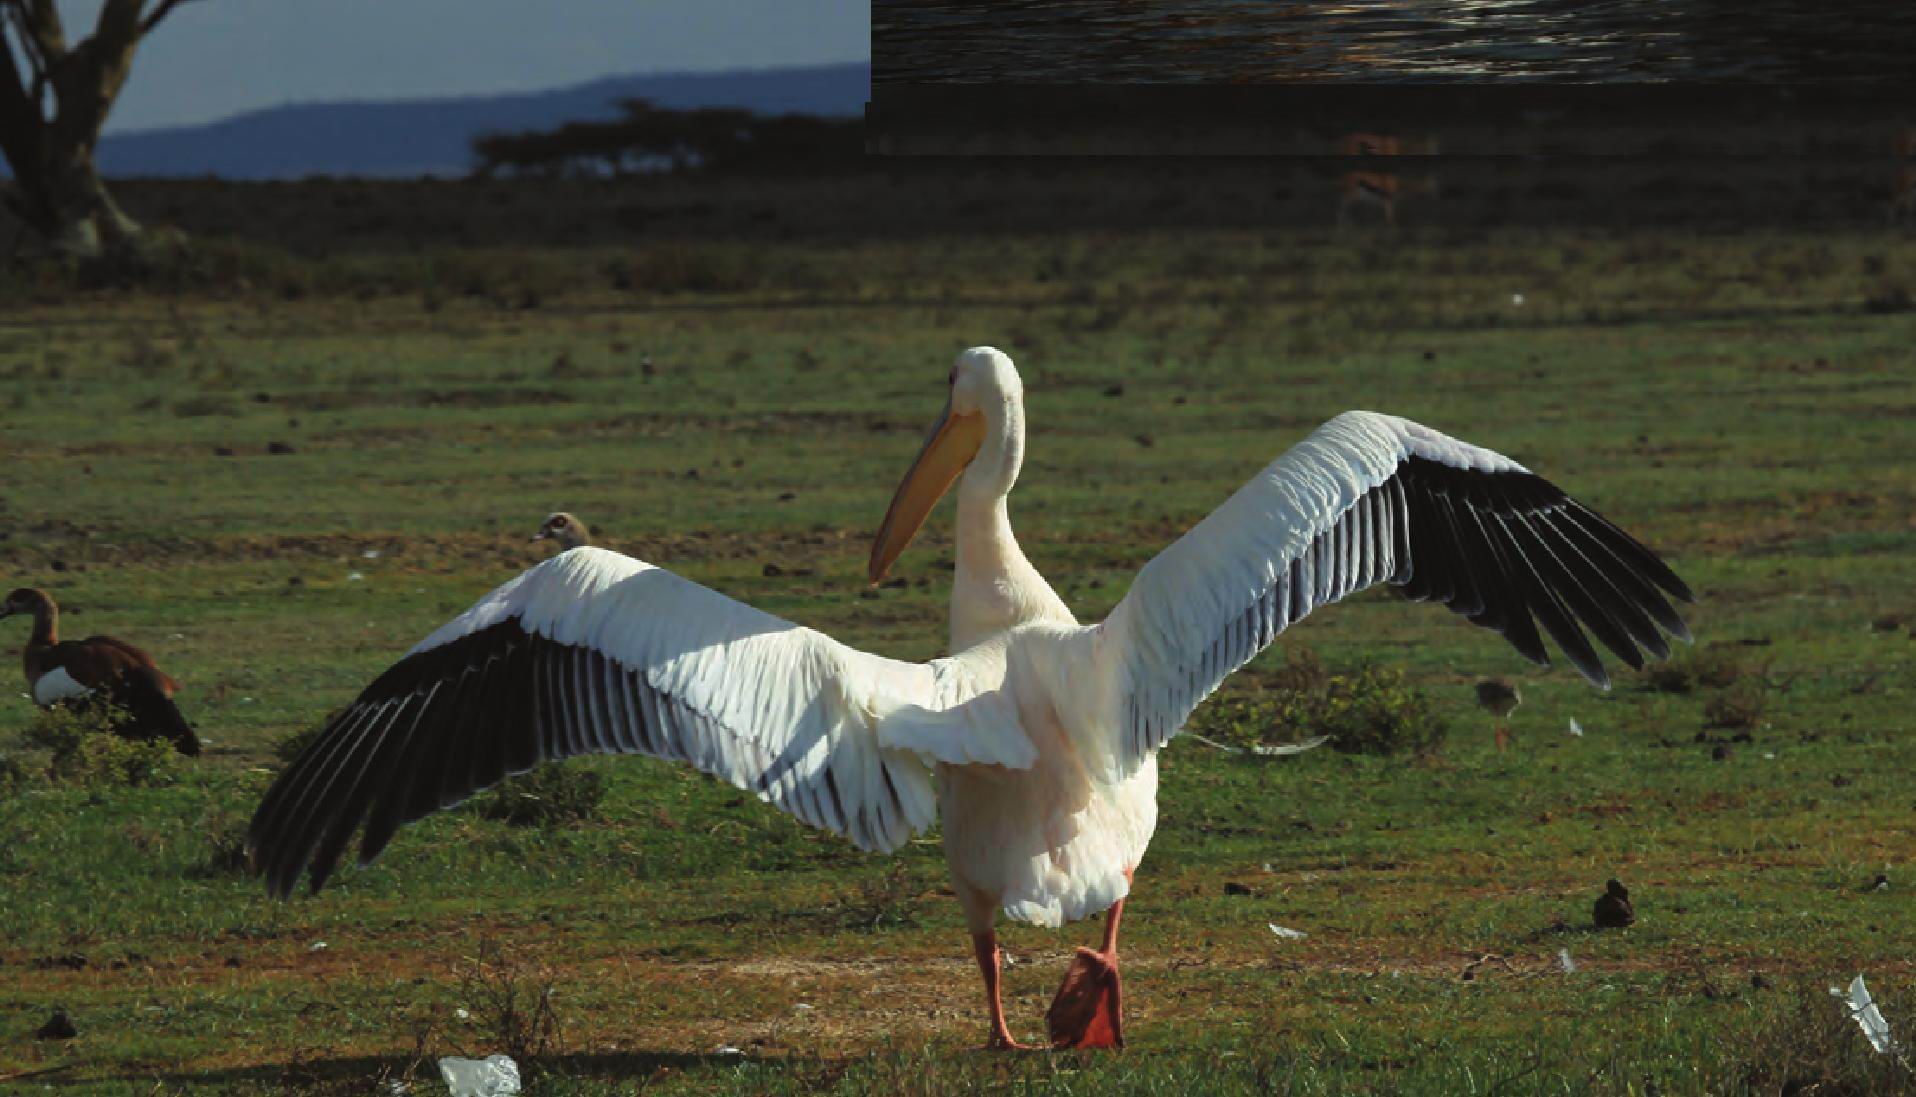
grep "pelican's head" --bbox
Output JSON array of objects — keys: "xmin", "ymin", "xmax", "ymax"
[
  {"xmin": 868, "ymin": 347, "xmax": 1019, "ymax": 584},
  {"xmin": 532, "ymin": 512, "xmax": 590, "ymax": 551}
]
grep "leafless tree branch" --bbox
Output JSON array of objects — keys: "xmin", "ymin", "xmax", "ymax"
[
  {"xmin": 9, "ymin": 0, "xmax": 66, "ymax": 67},
  {"xmin": 139, "ymin": 0, "xmax": 199, "ymax": 37}
]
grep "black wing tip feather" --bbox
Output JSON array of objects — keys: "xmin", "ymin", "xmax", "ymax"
[
  {"xmin": 1392, "ymin": 455, "xmax": 1693, "ymax": 689},
  {"xmin": 247, "ymin": 618, "xmax": 542, "ymax": 900}
]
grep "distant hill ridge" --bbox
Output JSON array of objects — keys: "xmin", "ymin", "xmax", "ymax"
[{"xmin": 96, "ymin": 62, "xmax": 867, "ymax": 180}]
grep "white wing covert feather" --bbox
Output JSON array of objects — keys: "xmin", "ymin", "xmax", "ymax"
[{"xmin": 1068, "ymin": 411, "xmax": 1692, "ymax": 779}]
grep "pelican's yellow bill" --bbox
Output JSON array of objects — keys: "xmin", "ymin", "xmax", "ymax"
[{"xmin": 868, "ymin": 405, "xmax": 986, "ymax": 584}]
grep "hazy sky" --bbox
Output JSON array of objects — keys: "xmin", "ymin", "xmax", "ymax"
[{"xmin": 62, "ymin": 1, "xmax": 868, "ymax": 134}]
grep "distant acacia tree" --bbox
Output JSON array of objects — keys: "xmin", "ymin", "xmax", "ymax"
[
  {"xmin": 0, "ymin": 0, "xmax": 201, "ymax": 259},
  {"xmin": 471, "ymin": 98, "xmax": 855, "ymax": 179}
]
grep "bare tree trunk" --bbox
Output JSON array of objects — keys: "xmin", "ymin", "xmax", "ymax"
[
  {"xmin": 4, "ymin": 132, "xmax": 144, "ymax": 258},
  {"xmin": 1, "ymin": 0, "xmax": 200, "ymax": 262}
]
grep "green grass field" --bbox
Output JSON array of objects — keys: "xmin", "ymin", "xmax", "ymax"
[{"xmin": 2, "ymin": 209, "xmax": 1914, "ymax": 1094}]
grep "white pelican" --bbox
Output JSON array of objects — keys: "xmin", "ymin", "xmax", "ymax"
[{"xmin": 249, "ymin": 346, "xmax": 1692, "ymax": 1050}]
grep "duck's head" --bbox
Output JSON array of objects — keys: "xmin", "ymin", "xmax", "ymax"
[
  {"xmin": 0, "ymin": 587, "xmax": 53, "ymax": 620},
  {"xmin": 532, "ymin": 512, "xmax": 590, "ymax": 551}
]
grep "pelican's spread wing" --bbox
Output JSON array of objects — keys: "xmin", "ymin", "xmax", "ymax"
[
  {"xmin": 1092, "ymin": 411, "xmax": 1693, "ymax": 769},
  {"xmin": 250, "ymin": 547, "xmax": 952, "ymax": 897}
]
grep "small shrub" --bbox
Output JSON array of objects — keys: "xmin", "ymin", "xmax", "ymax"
[
  {"xmin": 843, "ymin": 861, "xmax": 923, "ymax": 931},
  {"xmin": 1190, "ymin": 654, "xmax": 1446, "ymax": 757},
  {"xmin": 192, "ymin": 807, "xmax": 253, "ymax": 879},
  {"xmin": 1267, "ymin": 646, "xmax": 1331, "ymax": 692},
  {"xmin": 0, "ymin": 752, "xmax": 31, "ymax": 798},
  {"xmin": 1732, "ymin": 981, "xmax": 1916, "ymax": 1095},
  {"xmin": 475, "ymin": 762, "xmax": 604, "ymax": 827},
  {"xmin": 1643, "ymin": 662, "xmax": 1694, "ymax": 693},
  {"xmin": 453, "ymin": 937, "xmax": 564, "ymax": 1062},
  {"xmin": 1704, "ymin": 681, "xmax": 1767, "ymax": 730},
  {"xmin": 1643, "ymin": 643, "xmax": 1756, "ymax": 694},
  {"xmin": 1305, "ymin": 664, "xmax": 1449, "ymax": 757},
  {"xmin": 22, "ymin": 701, "xmax": 184, "ymax": 788}
]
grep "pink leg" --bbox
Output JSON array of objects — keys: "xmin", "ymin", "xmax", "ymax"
[
  {"xmin": 1047, "ymin": 870, "xmax": 1132, "ymax": 1050},
  {"xmin": 971, "ymin": 930, "xmax": 1032, "ymax": 1050}
]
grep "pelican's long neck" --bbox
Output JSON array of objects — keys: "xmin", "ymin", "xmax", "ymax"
[{"xmin": 950, "ymin": 394, "xmax": 1071, "ymax": 649}]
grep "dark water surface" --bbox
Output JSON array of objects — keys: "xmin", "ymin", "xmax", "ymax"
[{"xmin": 874, "ymin": 1, "xmax": 1916, "ymax": 84}]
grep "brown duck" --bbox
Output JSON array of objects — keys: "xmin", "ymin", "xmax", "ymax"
[
  {"xmin": 1, "ymin": 588, "xmax": 199, "ymax": 755},
  {"xmin": 1593, "ymin": 878, "xmax": 1635, "ymax": 928}
]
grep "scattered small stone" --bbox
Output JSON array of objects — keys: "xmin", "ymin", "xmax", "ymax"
[
  {"xmin": 33, "ymin": 954, "xmax": 87, "ymax": 971},
  {"xmin": 253, "ymin": 392, "xmax": 272, "ymax": 404},
  {"xmin": 882, "ymin": 577, "xmax": 909, "ymax": 590},
  {"xmin": 1423, "ymin": 350, "xmax": 1436, "ymax": 361},
  {"xmin": 777, "ymin": 492, "xmax": 796, "ymax": 502},
  {"xmin": 1712, "ymin": 744, "xmax": 1731, "ymax": 761},
  {"xmin": 684, "ymin": 468, "xmax": 699, "ymax": 480},
  {"xmin": 762, "ymin": 563, "xmax": 784, "ymax": 578},
  {"xmin": 214, "ymin": 446, "xmax": 236, "ymax": 457},
  {"xmin": 1223, "ymin": 881, "xmax": 1255, "ymax": 897},
  {"xmin": 1872, "ymin": 874, "xmax": 1890, "ymax": 892},
  {"xmin": 1134, "ymin": 433, "xmax": 1154, "ymax": 448},
  {"xmin": 35, "ymin": 1009, "xmax": 77, "ymax": 1040},
  {"xmin": 1751, "ymin": 973, "xmax": 1773, "ymax": 991},
  {"xmin": 268, "ymin": 441, "xmax": 296, "ymax": 455},
  {"xmin": 1102, "ymin": 383, "xmax": 1124, "ymax": 397},
  {"xmin": 50, "ymin": 559, "xmax": 67, "ymax": 572}
]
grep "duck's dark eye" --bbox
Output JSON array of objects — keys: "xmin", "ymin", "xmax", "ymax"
[{"xmin": 552, "ymin": 517, "xmax": 568, "ymax": 528}]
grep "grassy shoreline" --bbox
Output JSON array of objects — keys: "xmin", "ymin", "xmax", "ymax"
[{"xmin": 2, "ymin": 214, "xmax": 1913, "ymax": 1092}]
